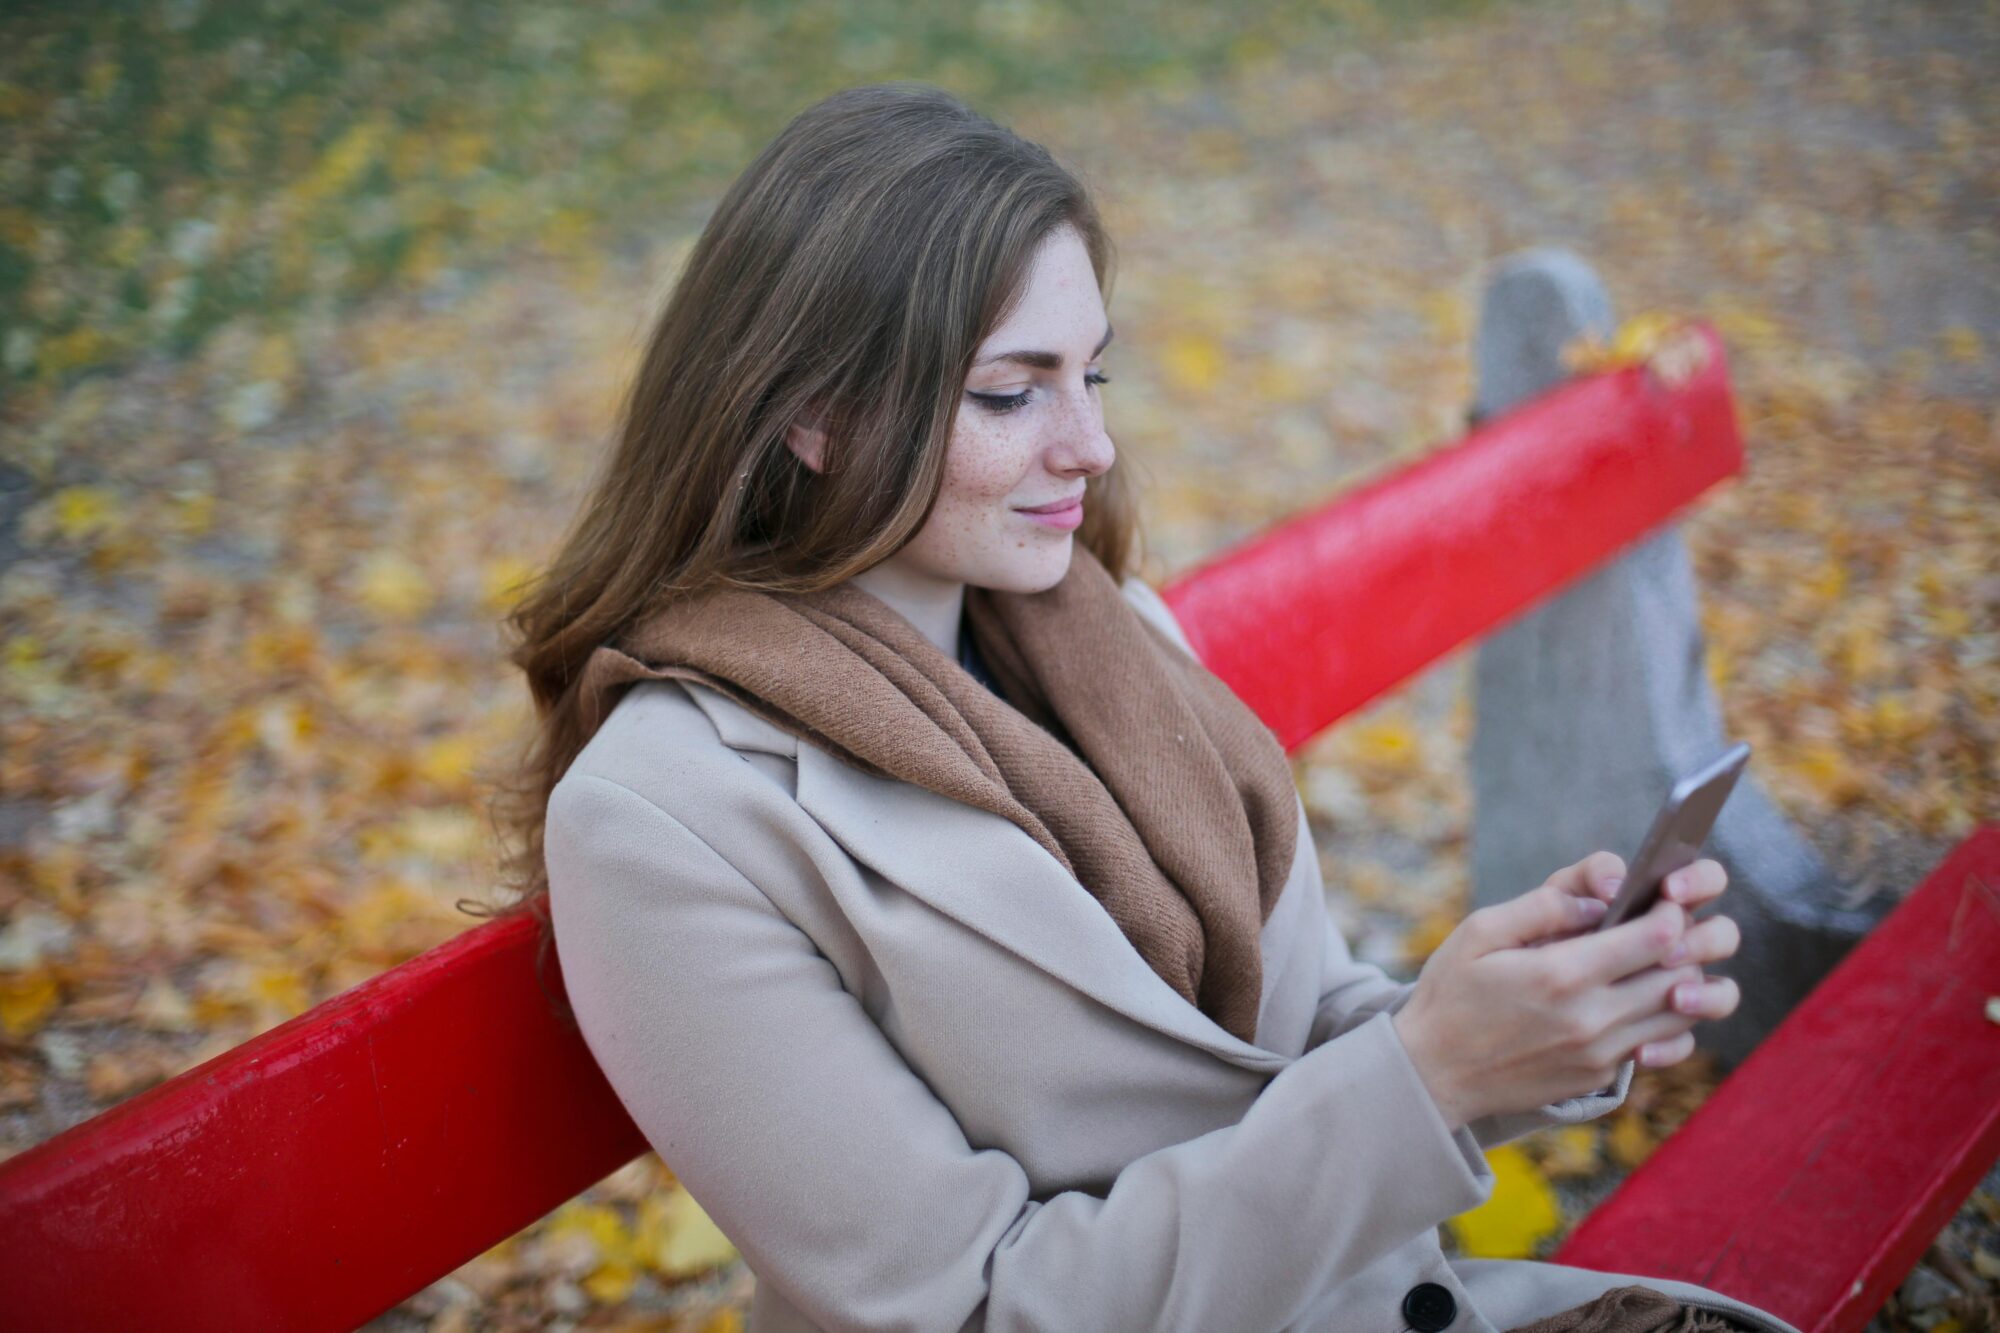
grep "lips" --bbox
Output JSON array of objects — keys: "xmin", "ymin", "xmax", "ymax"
[{"xmin": 1015, "ymin": 492, "xmax": 1086, "ymax": 532}]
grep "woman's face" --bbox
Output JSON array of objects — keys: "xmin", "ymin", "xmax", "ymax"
[{"xmin": 895, "ymin": 222, "xmax": 1118, "ymax": 595}]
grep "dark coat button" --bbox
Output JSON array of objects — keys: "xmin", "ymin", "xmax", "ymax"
[{"xmin": 1402, "ymin": 1281, "xmax": 1458, "ymax": 1332}]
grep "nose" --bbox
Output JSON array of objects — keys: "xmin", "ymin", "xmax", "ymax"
[{"xmin": 1046, "ymin": 383, "xmax": 1115, "ymax": 478}]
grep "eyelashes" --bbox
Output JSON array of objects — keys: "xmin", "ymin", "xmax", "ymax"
[{"xmin": 969, "ymin": 370, "xmax": 1111, "ymax": 416}]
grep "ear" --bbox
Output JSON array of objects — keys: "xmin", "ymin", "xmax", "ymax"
[{"xmin": 784, "ymin": 409, "xmax": 829, "ymax": 474}]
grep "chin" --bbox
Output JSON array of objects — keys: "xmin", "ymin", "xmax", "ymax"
[{"xmin": 974, "ymin": 540, "xmax": 1074, "ymax": 595}]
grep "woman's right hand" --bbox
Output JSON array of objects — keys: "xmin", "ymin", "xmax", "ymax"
[{"xmin": 1389, "ymin": 851, "xmax": 1719, "ymax": 1131}]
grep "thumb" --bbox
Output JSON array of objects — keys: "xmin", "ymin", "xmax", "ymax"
[{"xmin": 1474, "ymin": 882, "xmax": 1608, "ymax": 953}]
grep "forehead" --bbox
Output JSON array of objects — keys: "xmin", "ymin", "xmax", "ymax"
[{"xmin": 979, "ymin": 226, "xmax": 1105, "ymax": 347}]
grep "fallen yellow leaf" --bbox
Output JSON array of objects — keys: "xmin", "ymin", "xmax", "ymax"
[
  {"xmin": 1160, "ymin": 332, "xmax": 1224, "ymax": 395},
  {"xmin": 1536, "ymin": 1125, "xmax": 1601, "ymax": 1179},
  {"xmin": 1448, "ymin": 1143, "xmax": 1561, "ymax": 1259},
  {"xmin": 1607, "ymin": 1110, "xmax": 1657, "ymax": 1169},
  {"xmin": 0, "ymin": 968, "xmax": 62, "ymax": 1039},
  {"xmin": 354, "ymin": 550, "xmax": 435, "ymax": 622},
  {"xmin": 646, "ymin": 1185, "xmax": 739, "ymax": 1279},
  {"xmin": 49, "ymin": 485, "xmax": 119, "ymax": 542},
  {"xmin": 582, "ymin": 1258, "xmax": 640, "ymax": 1306}
]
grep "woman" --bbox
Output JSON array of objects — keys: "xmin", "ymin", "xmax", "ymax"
[{"xmin": 500, "ymin": 83, "xmax": 1799, "ymax": 1333}]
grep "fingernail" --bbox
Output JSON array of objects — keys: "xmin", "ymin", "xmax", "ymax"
[
  {"xmin": 1666, "ymin": 873, "xmax": 1685, "ymax": 900},
  {"xmin": 1673, "ymin": 983, "xmax": 1699, "ymax": 1012},
  {"xmin": 1577, "ymin": 897, "xmax": 1607, "ymax": 920},
  {"xmin": 1638, "ymin": 1042, "xmax": 1661, "ymax": 1066},
  {"xmin": 1602, "ymin": 876, "xmax": 1624, "ymax": 896},
  {"xmin": 1664, "ymin": 940, "xmax": 1690, "ymax": 965}
]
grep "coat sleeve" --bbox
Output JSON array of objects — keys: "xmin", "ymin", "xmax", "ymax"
[
  {"xmin": 545, "ymin": 771, "xmax": 1497, "ymax": 1333},
  {"xmin": 1301, "ymin": 859, "xmax": 1635, "ymax": 1147}
]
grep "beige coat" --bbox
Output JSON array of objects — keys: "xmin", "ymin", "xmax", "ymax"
[{"xmin": 544, "ymin": 577, "xmax": 1801, "ymax": 1333}]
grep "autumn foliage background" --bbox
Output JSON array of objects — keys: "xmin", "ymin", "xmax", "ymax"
[{"xmin": 1, "ymin": 0, "xmax": 1995, "ymax": 1327}]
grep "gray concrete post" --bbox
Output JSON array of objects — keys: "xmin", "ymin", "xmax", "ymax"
[{"xmin": 1463, "ymin": 247, "xmax": 1889, "ymax": 1070}]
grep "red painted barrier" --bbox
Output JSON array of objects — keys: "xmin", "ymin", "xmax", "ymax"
[
  {"xmin": 1161, "ymin": 322, "xmax": 1742, "ymax": 750},
  {"xmin": 1554, "ymin": 824, "xmax": 2000, "ymax": 1333},
  {"xmin": 0, "ymin": 911, "xmax": 646, "ymax": 1332}
]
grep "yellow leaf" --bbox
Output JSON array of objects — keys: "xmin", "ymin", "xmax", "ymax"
[
  {"xmin": 342, "ymin": 878, "xmax": 434, "ymax": 950},
  {"xmin": 549, "ymin": 1198, "xmax": 637, "ymax": 1270},
  {"xmin": 1607, "ymin": 1110, "xmax": 1657, "ymax": 1168},
  {"xmin": 1420, "ymin": 289, "xmax": 1468, "ymax": 346},
  {"xmin": 0, "ymin": 968, "xmax": 62, "ymax": 1039},
  {"xmin": 1805, "ymin": 560, "xmax": 1846, "ymax": 604},
  {"xmin": 39, "ymin": 327, "xmax": 111, "ymax": 376},
  {"xmin": 701, "ymin": 1311, "xmax": 745, "ymax": 1333},
  {"xmin": 255, "ymin": 698, "xmax": 317, "ymax": 762},
  {"xmin": 1349, "ymin": 718, "xmax": 1420, "ymax": 773},
  {"xmin": 248, "ymin": 963, "xmax": 312, "ymax": 1021},
  {"xmin": 415, "ymin": 732, "xmax": 482, "ymax": 793},
  {"xmin": 1793, "ymin": 743, "xmax": 1869, "ymax": 807},
  {"xmin": 292, "ymin": 115, "xmax": 391, "ymax": 207},
  {"xmin": 1939, "ymin": 326, "xmax": 1984, "ymax": 363},
  {"xmin": 481, "ymin": 556, "xmax": 536, "ymax": 613},
  {"xmin": 1402, "ymin": 908, "xmax": 1458, "ymax": 968},
  {"xmin": 354, "ymin": 550, "xmax": 435, "ymax": 622},
  {"xmin": 50, "ymin": 485, "xmax": 119, "ymax": 542},
  {"xmin": 647, "ymin": 1186, "xmax": 739, "ymax": 1279},
  {"xmin": 582, "ymin": 1258, "xmax": 639, "ymax": 1305},
  {"xmin": 1448, "ymin": 1144, "xmax": 1561, "ymax": 1259},
  {"xmin": 1610, "ymin": 312, "xmax": 1685, "ymax": 365},
  {"xmin": 168, "ymin": 489, "xmax": 216, "ymax": 538},
  {"xmin": 1561, "ymin": 312, "xmax": 1706, "ymax": 385},
  {"xmin": 1703, "ymin": 642, "xmax": 1731, "ymax": 693},
  {"xmin": 1160, "ymin": 333, "xmax": 1224, "ymax": 395},
  {"xmin": 1536, "ymin": 1125, "xmax": 1601, "ymax": 1179},
  {"xmin": 3, "ymin": 633, "xmax": 45, "ymax": 679}
]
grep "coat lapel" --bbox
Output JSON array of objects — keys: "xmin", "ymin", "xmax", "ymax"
[
  {"xmin": 680, "ymin": 676, "xmax": 1297, "ymax": 1073},
  {"xmin": 799, "ymin": 731, "xmax": 1297, "ymax": 1074}
]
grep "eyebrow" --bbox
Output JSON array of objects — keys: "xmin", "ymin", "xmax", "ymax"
[{"xmin": 974, "ymin": 323, "xmax": 1115, "ymax": 370}]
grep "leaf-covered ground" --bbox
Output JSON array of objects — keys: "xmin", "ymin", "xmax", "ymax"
[{"xmin": 2, "ymin": 0, "xmax": 1995, "ymax": 1328}]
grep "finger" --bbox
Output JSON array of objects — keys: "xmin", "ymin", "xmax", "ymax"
[
  {"xmin": 1602, "ymin": 1008, "xmax": 1698, "ymax": 1064},
  {"xmin": 1666, "ymin": 974, "xmax": 1740, "ymax": 1021},
  {"xmin": 1545, "ymin": 851, "xmax": 1629, "ymax": 904},
  {"xmin": 1664, "ymin": 913, "xmax": 1742, "ymax": 968},
  {"xmin": 1475, "ymin": 881, "xmax": 1609, "ymax": 952},
  {"xmin": 1540, "ymin": 895, "xmax": 1685, "ymax": 988},
  {"xmin": 1661, "ymin": 858, "xmax": 1728, "ymax": 910},
  {"xmin": 1637, "ymin": 1030, "xmax": 1697, "ymax": 1069},
  {"xmin": 1603, "ymin": 961, "xmax": 1706, "ymax": 1027}
]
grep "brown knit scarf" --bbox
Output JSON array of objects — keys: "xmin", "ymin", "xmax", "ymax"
[
  {"xmin": 1506, "ymin": 1285, "xmax": 1762, "ymax": 1333},
  {"xmin": 573, "ymin": 545, "xmax": 1300, "ymax": 1044}
]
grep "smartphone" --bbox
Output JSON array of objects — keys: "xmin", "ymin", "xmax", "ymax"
[{"xmin": 1597, "ymin": 742, "xmax": 1752, "ymax": 932}]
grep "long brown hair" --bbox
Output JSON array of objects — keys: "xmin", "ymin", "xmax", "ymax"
[{"xmin": 478, "ymin": 83, "xmax": 1141, "ymax": 987}]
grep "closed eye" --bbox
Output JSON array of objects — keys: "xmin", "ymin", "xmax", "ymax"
[{"xmin": 969, "ymin": 369, "xmax": 1111, "ymax": 416}]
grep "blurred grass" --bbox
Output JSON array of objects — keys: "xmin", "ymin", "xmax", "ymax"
[{"xmin": 0, "ymin": 0, "xmax": 1506, "ymax": 414}]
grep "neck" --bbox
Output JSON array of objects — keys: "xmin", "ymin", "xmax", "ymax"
[{"xmin": 846, "ymin": 561, "xmax": 966, "ymax": 659}]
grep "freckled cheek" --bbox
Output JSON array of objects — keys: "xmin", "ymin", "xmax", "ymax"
[
  {"xmin": 947, "ymin": 423, "xmax": 1035, "ymax": 502},
  {"xmin": 917, "ymin": 424, "xmax": 1039, "ymax": 569}
]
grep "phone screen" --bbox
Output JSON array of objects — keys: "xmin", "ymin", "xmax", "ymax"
[{"xmin": 1597, "ymin": 742, "xmax": 1752, "ymax": 932}]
